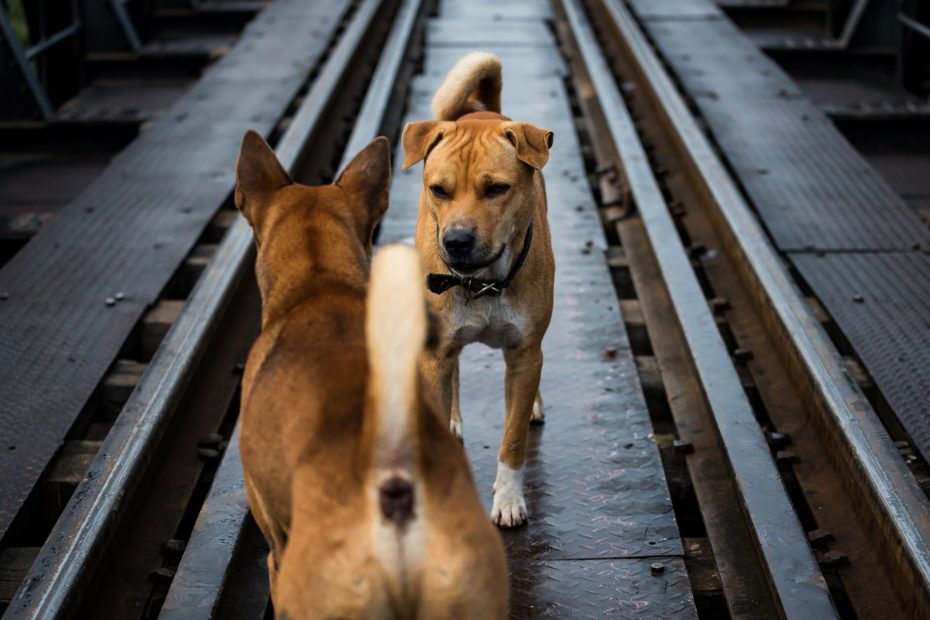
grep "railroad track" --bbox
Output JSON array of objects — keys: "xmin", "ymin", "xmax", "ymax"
[{"xmin": 1, "ymin": 0, "xmax": 929, "ymax": 618}]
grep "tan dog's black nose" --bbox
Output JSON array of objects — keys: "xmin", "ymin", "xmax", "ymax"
[{"xmin": 443, "ymin": 228, "xmax": 476, "ymax": 258}]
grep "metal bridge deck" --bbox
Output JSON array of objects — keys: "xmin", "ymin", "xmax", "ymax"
[
  {"xmin": 627, "ymin": 0, "xmax": 930, "ymax": 461},
  {"xmin": 0, "ymin": 0, "xmax": 350, "ymax": 543},
  {"xmin": 381, "ymin": 0, "xmax": 695, "ymax": 615}
]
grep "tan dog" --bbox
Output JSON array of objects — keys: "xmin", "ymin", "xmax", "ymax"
[
  {"xmin": 401, "ymin": 52, "xmax": 555, "ymax": 528},
  {"xmin": 235, "ymin": 131, "xmax": 508, "ymax": 618}
]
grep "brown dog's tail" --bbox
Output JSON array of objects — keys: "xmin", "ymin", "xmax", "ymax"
[
  {"xmin": 432, "ymin": 51, "xmax": 502, "ymax": 120},
  {"xmin": 365, "ymin": 245, "xmax": 428, "ymax": 529}
]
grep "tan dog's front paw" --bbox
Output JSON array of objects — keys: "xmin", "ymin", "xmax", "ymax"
[
  {"xmin": 491, "ymin": 492, "xmax": 527, "ymax": 528},
  {"xmin": 491, "ymin": 462, "xmax": 527, "ymax": 527},
  {"xmin": 450, "ymin": 417, "xmax": 463, "ymax": 440}
]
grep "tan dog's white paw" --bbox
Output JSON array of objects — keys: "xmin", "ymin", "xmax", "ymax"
[
  {"xmin": 491, "ymin": 462, "xmax": 526, "ymax": 527},
  {"xmin": 530, "ymin": 393, "xmax": 545, "ymax": 425},
  {"xmin": 450, "ymin": 417, "xmax": 463, "ymax": 440}
]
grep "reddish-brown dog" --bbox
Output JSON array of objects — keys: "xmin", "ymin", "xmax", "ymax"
[
  {"xmin": 402, "ymin": 52, "xmax": 556, "ymax": 528},
  {"xmin": 235, "ymin": 131, "xmax": 507, "ymax": 618}
]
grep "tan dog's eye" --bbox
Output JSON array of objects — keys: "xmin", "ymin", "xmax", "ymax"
[
  {"xmin": 485, "ymin": 183, "xmax": 510, "ymax": 198},
  {"xmin": 429, "ymin": 184, "xmax": 449, "ymax": 199}
]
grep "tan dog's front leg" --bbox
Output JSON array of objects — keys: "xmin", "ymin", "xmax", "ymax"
[
  {"xmin": 492, "ymin": 344, "xmax": 543, "ymax": 527},
  {"xmin": 421, "ymin": 347, "xmax": 461, "ymax": 436}
]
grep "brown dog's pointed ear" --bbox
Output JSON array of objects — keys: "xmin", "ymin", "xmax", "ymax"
[
  {"xmin": 336, "ymin": 136, "xmax": 392, "ymax": 230},
  {"xmin": 401, "ymin": 121, "xmax": 449, "ymax": 169},
  {"xmin": 502, "ymin": 122, "xmax": 554, "ymax": 170},
  {"xmin": 234, "ymin": 130, "xmax": 293, "ymax": 219}
]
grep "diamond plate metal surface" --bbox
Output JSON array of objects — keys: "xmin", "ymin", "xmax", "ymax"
[
  {"xmin": 382, "ymin": 2, "xmax": 694, "ymax": 613},
  {"xmin": 792, "ymin": 252, "xmax": 930, "ymax": 459},
  {"xmin": 0, "ymin": 0, "xmax": 353, "ymax": 542},
  {"xmin": 510, "ymin": 558, "xmax": 695, "ymax": 618},
  {"xmin": 632, "ymin": 7, "xmax": 930, "ymax": 252}
]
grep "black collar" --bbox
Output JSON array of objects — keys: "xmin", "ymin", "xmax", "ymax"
[{"xmin": 426, "ymin": 224, "xmax": 534, "ymax": 301}]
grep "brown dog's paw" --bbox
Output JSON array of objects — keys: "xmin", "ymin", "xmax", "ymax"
[{"xmin": 491, "ymin": 493, "xmax": 527, "ymax": 528}]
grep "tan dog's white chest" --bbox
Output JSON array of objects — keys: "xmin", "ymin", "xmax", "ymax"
[{"xmin": 446, "ymin": 292, "xmax": 527, "ymax": 350}]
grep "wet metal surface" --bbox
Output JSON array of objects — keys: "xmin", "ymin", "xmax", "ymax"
[
  {"xmin": 628, "ymin": 0, "xmax": 930, "ymax": 253},
  {"xmin": 383, "ymin": 0, "xmax": 693, "ymax": 614},
  {"xmin": 0, "ymin": 0, "xmax": 352, "ymax": 544},
  {"xmin": 565, "ymin": 0, "xmax": 836, "ymax": 616},
  {"xmin": 607, "ymin": 0, "xmax": 930, "ymax": 612},
  {"xmin": 155, "ymin": 1, "xmax": 426, "ymax": 615},
  {"xmin": 793, "ymin": 253, "xmax": 930, "ymax": 457}
]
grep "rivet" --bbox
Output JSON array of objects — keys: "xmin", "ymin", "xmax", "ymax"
[
  {"xmin": 733, "ymin": 348, "xmax": 754, "ymax": 363},
  {"xmin": 673, "ymin": 439, "xmax": 694, "ymax": 455},
  {"xmin": 198, "ymin": 433, "xmax": 225, "ymax": 448},
  {"xmin": 807, "ymin": 528, "xmax": 833, "ymax": 546},
  {"xmin": 818, "ymin": 550, "xmax": 849, "ymax": 569},
  {"xmin": 198, "ymin": 448, "xmax": 221, "ymax": 461},
  {"xmin": 161, "ymin": 539, "xmax": 186, "ymax": 557},
  {"xmin": 710, "ymin": 297, "xmax": 730, "ymax": 314},
  {"xmin": 766, "ymin": 431, "xmax": 790, "ymax": 448},
  {"xmin": 149, "ymin": 567, "xmax": 176, "ymax": 585}
]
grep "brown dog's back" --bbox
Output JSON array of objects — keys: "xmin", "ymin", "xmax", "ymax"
[
  {"xmin": 270, "ymin": 247, "xmax": 508, "ymax": 618},
  {"xmin": 235, "ymin": 132, "xmax": 507, "ymax": 618}
]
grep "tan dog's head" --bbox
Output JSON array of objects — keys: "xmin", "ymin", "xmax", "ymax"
[
  {"xmin": 402, "ymin": 117, "xmax": 552, "ymax": 275},
  {"xmin": 234, "ymin": 131, "xmax": 391, "ymax": 304}
]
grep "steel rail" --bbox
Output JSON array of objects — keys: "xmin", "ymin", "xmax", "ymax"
[
  {"xmin": 593, "ymin": 0, "xmax": 930, "ymax": 614},
  {"xmin": 160, "ymin": 0, "xmax": 425, "ymax": 614},
  {"xmin": 158, "ymin": 425, "xmax": 248, "ymax": 619},
  {"xmin": 2, "ymin": 0, "xmax": 395, "ymax": 615},
  {"xmin": 559, "ymin": 0, "xmax": 838, "ymax": 617},
  {"xmin": 5, "ymin": 209, "xmax": 256, "ymax": 620}
]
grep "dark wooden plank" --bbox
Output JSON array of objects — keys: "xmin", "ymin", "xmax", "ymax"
[{"xmin": 0, "ymin": 0, "xmax": 352, "ymax": 543}]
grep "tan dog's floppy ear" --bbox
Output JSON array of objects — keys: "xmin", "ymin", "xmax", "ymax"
[
  {"xmin": 336, "ymin": 136, "xmax": 392, "ymax": 237},
  {"xmin": 502, "ymin": 122, "xmax": 554, "ymax": 170},
  {"xmin": 401, "ymin": 121, "xmax": 449, "ymax": 169},
  {"xmin": 234, "ymin": 130, "xmax": 293, "ymax": 222}
]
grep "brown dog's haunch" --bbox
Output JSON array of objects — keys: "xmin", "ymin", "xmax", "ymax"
[
  {"xmin": 402, "ymin": 52, "xmax": 556, "ymax": 528},
  {"xmin": 235, "ymin": 131, "xmax": 507, "ymax": 618}
]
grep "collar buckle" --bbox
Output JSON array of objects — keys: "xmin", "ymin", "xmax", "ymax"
[{"xmin": 427, "ymin": 223, "xmax": 534, "ymax": 300}]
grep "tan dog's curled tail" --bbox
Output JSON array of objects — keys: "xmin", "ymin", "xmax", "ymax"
[
  {"xmin": 431, "ymin": 51, "xmax": 502, "ymax": 120},
  {"xmin": 366, "ymin": 245, "xmax": 428, "ymax": 528}
]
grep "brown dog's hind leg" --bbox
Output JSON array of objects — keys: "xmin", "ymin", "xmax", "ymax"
[
  {"xmin": 493, "ymin": 345, "xmax": 543, "ymax": 528},
  {"xmin": 266, "ymin": 552, "xmax": 280, "ymax": 609}
]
